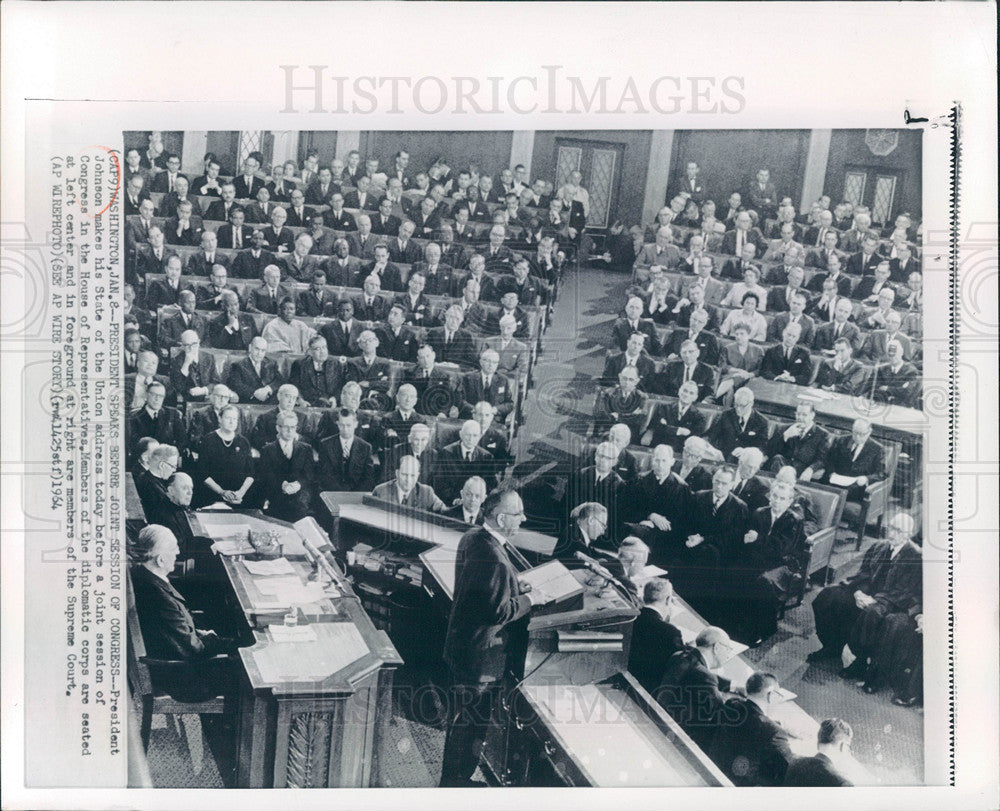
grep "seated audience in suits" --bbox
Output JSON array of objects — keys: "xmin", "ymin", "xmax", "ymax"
[
  {"xmin": 766, "ymin": 401, "xmax": 829, "ymax": 479},
  {"xmin": 604, "ymin": 423, "xmax": 640, "ymax": 485},
  {"xmin": 663, "ymin": 307, "xmax": 720, "ymax": 367},
  {"xmin": 470, "ymin": 400, "xmax": 511, "ymax": 471},
  {"xmin": 641, "ymin": 376, "xmax": 704, "ymax": 448},
  {"xmin": 815, "ymin": 337, "xmax": 869, "ymax": 396},
  {"xmin": 380, "ymin": 384, "xmax": 427, "ymax": 448},
  {"xmin": 374, "ymin": 304, "xmax": 420, "ymax": 364},
  {"xmin": 760, "ymin": 322, "xmax": 813, "ymax": 386},
  {"xmin": 871, "ymin": 340, "xmax": 921, "ymax": 408},
  {"xmin": 459, "ymin": 348, "xmax": 514, "ymax": 420},
  {"xmin": 149, "ymin": 153, "xmax": 186, "ymax": 193},
  {"xmin": 302, "ymin": 171, "xmax": 337, "ymax": 208},
  {"xmin": 673, "ymin": 435, "xmax": 713, "ymax": 493},
  {"xmin": 783, "ymin": 719, "xmax": 854, "ymax": 787},
  {"xmin": 208, "ymin": 289, "xmax": 259, "ymax": 350},
  {"xmin": 227, "ymin": 336, "xmax": 282, "ymax": 404},
  {"xmin": 821, "ymin": 419, "xmax": 885, "ymax": 502},
  {"xmin": 128, "ymin": 525, "xmax": 240, "ymax": 702},
  {"xmin": 261, "ymin": 206, "xmax": 295, "ymax": 254},
  {"xmin": 673, "ymin": 283, "xmax": 720, "ymax": 332},
  {"xmin": 344, "ymin": 330, "xmax": 393, "ymax": 398},
  {"xmin": 292, "ymin": 334, "xmax": 344, "ymax": 407},
  {"xmin": 441, "ymin": 476, "xmax": 488, "ymax": 525},
  {"xmin": 371, "ymin": 455, "xmax": 446, "ymax": 511},
  {"xmin": 382, "ymin": 419, "xmax": 437, "ymax": 485},
  {"xmin": 612, "ymin": 296, "xmax": 660, "ymax": 353},
  {"xmin": 405, "ymin": 344, "xmax": 461, "ymax": 418},
  {"xmin": 561, "ymin": 444, "xmax": 626, "ymax": 542},
  {"xmin": 804, "ymin": 229, "xmax": 844, "ymax": 271},
  {"xmin": 765, "ymin": 264, "xmax": 808, "ymax": 311},
  {"xmin": 427, "ymin": 305, "xmax": 478, "ymax": 369},
  {"xmin": 246, "ymin": 264, "xmax": 293, "ymax": 315},
  {"xmin": 386, "ymin": 221, "xmax": 423, "ymax": 266},
  {"xmin": 256, "ymin": 411, "xmax": 315, "ymax": 522},
  {"xmin": 317, "ymin": 408, "xmax": 377, "ymax": 492},
  {"xmin": 264, "ymin": 163, "xmax": 297, "ymax": 203},
  {"xmin": 145, "ymin": 255, "xmax": 193, "ymax": 311}
]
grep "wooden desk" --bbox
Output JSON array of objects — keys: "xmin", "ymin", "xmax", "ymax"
[
  {"xmin": 191, "ymin": 509, "xmax": 402, "ymax": 788},
  {"xmin": 746, "ymin": 377, "xmax": 926, "ymax": 444}
]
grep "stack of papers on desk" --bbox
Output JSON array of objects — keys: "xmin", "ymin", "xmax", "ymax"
[
  {"xmin": 211, "ymin": 537, "xmax": 254, "ymax": 556},
  {"xmin": 242, "ymin": 557, "xmax": 296, "ymax": 577},
  {"xmin": 268, "ymin": 624, "xmax": 318, "ymax": 643},
  {"xmin": 254, "ymin": 576, "xmax": 326, "ymax": 607}
]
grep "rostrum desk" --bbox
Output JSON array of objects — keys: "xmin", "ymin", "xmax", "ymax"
[
  {"xmin": 322, "ymin": 493, "xmax": 729, "ymax": 787},
  {"xmin": 190, "ymin": 509, "xmax": 402, "ymax": 788}
]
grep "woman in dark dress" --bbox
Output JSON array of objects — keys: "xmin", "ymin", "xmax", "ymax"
[{"xmin": 194, "ymin": 405, "xmax": 255, "ymax": 508}]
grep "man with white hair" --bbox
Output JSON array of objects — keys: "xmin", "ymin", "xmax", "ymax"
[
  {"xmin": 722, "ymin": 210, "xmax": 767, "ymax": 257},
  {"xmin": 871, "ymin": 340, "xmax": 920, "ymax": 408},
  {"xmin": 725, "ymin": 481, "xmax": 809, "ymax": 644},
  {"xmin": 382, "ymin": 421, "xmax": 438, "ymax": 487},
  {"xmin": 628, "ymin": 577, "xmax": 685, "ymax": 693},
  {"xmin": 145, "ymin": 472, "xmax": 198, "ymax": 553},
  {"xmin": 633, "ymin": 226, "xmax": 682, "ymax": 281},
  {"xmin": 246, "ymin": 264, "xmax": 292, "ymax": 316},
  {"xmin": 281, "ymin": 231, "xmax": 320, "ymax": 282},
  {"xmin": 438, "ymin": 420, "xmax": 495, "ymax": 503},
  {"xmin": 807, "ymin": 513, "xmax": 922, "ymax": 673},
  {"xmin": 606, "ymin": 423, "xmax": 639, "ymax": 484},
  {"xmin": 125, "ymin": 350, "xmax": 172, "ymax": 411},
  {"xmin": 381, "ymin": 383, "xmax": 427, "ymax": 446},
  {"xmin": 673, "ymin": 436, "xmax": 713, "ymax": 492},
  {"xmin": 728, "ymin": 447, "xmax": 770, "ymax": 513},
  {"xmin": 625, "ymin": 444, "xmax": 690, "ymax": 563},
  {"xmin": 169, "ymin": 329, "xmax": 221, "ymax": 402},
  {"xmin": 128, "ymin": 524, "xmax": 240, "ymax": 702},
  {"xmin": 760, "ymin": 322, "xmax": 812, "ymax": 386},
  {"xmin": 227, "ymin": 336, "xmax": 282, "ymax": 404},
  {"xmin": 612, "ymin": 295, "xmax": 660, "ymax": 354},
  {"xmin": 428, "ymin": 305, "xmax": 477, "ymax": 368},
  {"xmin": 705, "ymin": 387, "xmax": 770, "ymax": 461},
  {"xmin": 460, "ymin": 348, "xmax": 513, "ymax": 420},
  {"xmin": 563, "ymin": 443, "xmax": 624, "ymax": 541},
  {"xmin": 262, "ymin": 204, "xmax": 295, "ymax": 254},
  {"xmin": 483, "ymin": 314, "xmax": 528, "ymax": 381},
  {"xmin": 442, "ymin": 476, "xmax": 488, "ymax": 525}
]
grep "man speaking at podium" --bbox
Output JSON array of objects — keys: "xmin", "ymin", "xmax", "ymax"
[{"xmin": 439, "ymin": 488, "xmax": 549, "ymax": 787}]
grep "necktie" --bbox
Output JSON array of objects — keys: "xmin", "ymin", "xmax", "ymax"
[
  {"xmin": 484, "ymin": 376, "xmax": 492, "ymax": 389},
  {"xmin": 168, "ymin": 175, "xmax": 175, "ymax": 192},
  {"xmin": 684, "ymin": 366, "xmax": 691, "ymax": 383},
  {"xmin": 835, "ymin": 323, "xmax": 842, "ymax": 338},
  {"xmin": 128, "ymin": 352, "xmax": 135, "ymax": 366},
  {"xmin": 465, "ymin": 451, "xmax": 472, "ymax": 462}
]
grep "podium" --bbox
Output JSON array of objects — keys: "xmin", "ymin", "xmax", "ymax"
[{"xmin": 191, "ymin": 509, "xmax": 403, "ymax": 788}]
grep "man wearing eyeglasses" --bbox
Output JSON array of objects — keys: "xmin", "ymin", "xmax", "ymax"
[{"xmin": 441, "ymin": 489, "xmax": 550, "ymax": 787}]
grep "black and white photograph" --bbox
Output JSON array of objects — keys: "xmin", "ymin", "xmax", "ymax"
[{"xmin": 120, "ymin": 126, "xmax": 929, "ymax": 788}]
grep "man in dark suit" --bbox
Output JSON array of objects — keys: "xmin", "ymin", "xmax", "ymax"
[
  {"xmin": 846, "ymin": 235, "xmax": 882, "ymax": 276},
  {"xmin": 162, "ymin": 199, "xmax": 204, "ymax": 247},
  {"xmin": 194, "ymin": 264, "xmax": 242, "ymax": 312},
  {"xmin": 296, "ymin": 269, "xmax": 337, "ymax": 318},
  {"xmin": 227, "ymin": 336, "xmax": 282, "ymax": 405},
  {"xmin": 168, "ymin": 330, "xmax": 220, "ymax": 402},
  {"xmin": 204, "ymin": 183, "xmax": 239, "ymax": 223},
  {"xmin": 319, "ymin": 299, "xmax": 363, "ymax": 357},
  {"xmin": 244, "ymin": 264, "xmax": 292, "ymax": 316},
  {"xmin": 344, "ymin": 330, "xmax": 392, "ymax": 397},
  {"xmin": 888, "ymin": 243, "xmax": 920, "ymax": 284},
  {"xmin": 143, "ymin": 472, "xmax": 199, "ymax": 554},
  {"xmin": 343, "ymin": 176, "xmax": 380, "ymax": 212},
  {"xmin": 438, "ymin": 420, "xmax": 498, "ymax": 503},
  {"xmin": 812, "ymin": 298, "xmax": 862, "ymax": 353},
  {"xmin": 721, "ymin": 211, "xmax": 767, "ymax": 257},
  {"xmin": 815, "ymin": 338, "xmax": 868, "ymax": 396},
  {"xmin": 459, "ymin": 349, "xmax": 514, "ymax": 420},
  {"xmin": 149, "ymin": 153, "xmax": 187, "ymax": 193},
  {"xmin": 410, "ymin": 195, "xmax": 443, "ymax": 239},
  {"xmin": 710, "ymin": 672, "xmax": 793, "ymax": 786},
  {"xmin": 766, "ymin": 292, "xmax": 816, "ymax": 346},
  {"xmin": 441, "ymin": 476, "xmax": 488, "ymax": 525},
  {"xmin": 257, "ymin": 411, "xmax": 315, "ymax": 522},
  {"xmin": 656, "ymin": 341, "xmax": 715, "ymax": 401},
  {"xmin": 765, "ymin": 266, "xmax": 808, "ymax": 313},
  {"xmin": 654, "ymin": 626, "xmax": 736, "ymax": 749},
  {"xmin": 126, "ymin": 199, "xmax": 158, "ymax": 247},
  {"xmin": 244, "ymin": 187, "xmax": 278, "ymax": 225},
  {"xmin": 283, "ymin": 188, "xmax": 315, "ymax": 228},
  {"xmin": 760, "ymin": 322, "xmax": 813, "ymax": 386},
  {"xmin": 159, "ymin": 290, "xmax": 207, "ymax": 356},
  {"xmin": 261, "ymin": 206, "xmax": 295, "ymax": 254},
  {"xmin": 386, "ymin": 222, "xmax": 423, "ymax": 265},
  {"xmin": 370, "ymin": 197, "xmax": 402, "ymax": 237},
  {"xmin": 316, "ymin": 408, "xmax": 376, "ymax": 492},
  {"xmin": 279, "ymin": 233, "xmax": 322, "ymax": 283},
  {"xmin": 265, "ymin": 164, "xmax": 296, "ymax": 203},
  {"xmin": 125, "ymin": 351, "xmax": 173, "ymax": 411},
  {"xmin": 323, "ymin": 193, "xmax": 358, "ymax": 231},
  {"xmin": 612, "ymin": 296, "xmax": 660, "ymax": 354},
  {"xmin": 821, "ymin": 419, "xmax": 885, "ymax": 502},
  {"xmin": 232, "ymin": 155, "xmax": 266, "ymax": 200},
  {"xmin": 852, "ymin": 260, "xmax": 895, "ymax": 302},
  {"xmin": 381, "ymin": 420, "xmax": 437, "ymax": 485},
  {"xmin": 292, "ymin": 334, "xmax": 344, "ymax": 407},
  {"xmin": 324, "ymin": 238, "xmax": 364, "ymax": 286},
  {"xmin": 561, "ymin": 445, "xmax": 625, "ymax": 542},
  {"xmin": 374, "ymin": 304, "xmax": 419, "ymax": 363},
  {"xmin": 215, "ymin": 208, "xmax": 254, "ymax": 251},
  {"xmin": 784, "ymin": 719, "xmax": 854, "ymax": 786},
  {"xmin": 595, "ymin": 367, "xmax": 649, "ymax": 441},
  {"xmin": 230, "ymin": 230, "xmax": 277, "ymax": 280},
  {"xmin": 207, "ymin": 290, "xmax": 258, "ymax": 350},
  {"xmin": 440, "ymin": 489, "xmax": 545, "ymax": 787},
  {"xmin": 129, "ymin": 525, "xmax": 240, "ymax": 702},
  {"xmin": 662, "ymin": 306, "xmax": 720, "ymax": 365},
  {"xmin": 767, "ymin": 401, "xmax": 829, "ymax": 478},
  {"xmin": 184, "ymin": 231, "xmax": 230, "ymax": 278},
  {"xmin": 871, "ymin": 340, "xmax": 921, "ymax": 408},
  {"xmin": 304, "ymin": 168, "xmax": 339, "ymax": 207},
  {"xmin": 410, "ymin": 242, "xmax": 455, "ymax": 297},
  {"xmin": 745, "ymin": 169, "xmax": 778, "ymax": 218},
  {"xmin": 622, "ymin": 444, "xmax": 691, "ymax": 564},
  {"xmin": 705, "ymin": 388, "xmax": 770, "ymax": 460},
  {"xmin": 126, "ymin": 382, "xmax": 186, "ymax": 460},
  {"xmin": 123, "ymin": 175, "xmax": 151, "ymax": 217},
  {"xmin": 672, "ymin": 435, "xmax": 713, "ymax": 492},
  {"xmin": 602, "ymin": 333, "xmax": 656, "ymax": 389},
  {"xmin": 146, "ymin": 255, "xmax": 195, "ymax": 313},
  {"xmin": 393, "ymin": 270, "xmax": 436, "ymax": 328},
  {"xmin": 248, "ymin": 383, "xmax": 301, "ymax": 452},
  {"xmin": 628, "ymin": 578, "xmax": 685, "ymax": 694},
  {"xmin": 132, "ymin": 225, "xmax": 178, "ymax": 286},
  {"xmin": 427, "ymin": 306, "xmax": 478, "ymax": 369},
  {"xmin": 159, "ymin": 177, "xmax": 204, "ymax": 220},
  {"xmin": 641, "ymin": 381, "xmax": 706, "ymax": 453},
  {"xmin": 358, "ymin": 244, "xmax": 404, "ymax": 293}
]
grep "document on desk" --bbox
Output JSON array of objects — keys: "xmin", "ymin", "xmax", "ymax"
[
  {"xmin": 242, "ymin": 557, "xmax": 296, "ymax": 577},
  {"xmin": 518, "ymin": 560, "xmax": 582, "ymax": 604},
  {"xmin": 211, "ymin": 538, "xmax": 255, "ymax": 556},
  {"xmin": 268, "ymin": 624, "xmax": 318, "ymax": 643},
  {"xmin": 253, "ymin": 576, "xmax": 327, "ymax": 607},
  {"xmin": 252, "ymin": 623, "xmax": 369, "ymax": 683}
]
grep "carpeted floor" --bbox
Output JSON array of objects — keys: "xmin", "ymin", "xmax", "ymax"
[{"xmin": 137, "ymin": 264, "xmax": 924, "ymax": 788}]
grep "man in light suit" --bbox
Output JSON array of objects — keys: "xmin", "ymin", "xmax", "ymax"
[
  {"xmin": 372, "ymin": 455, "xmax": 446, "ymax": 511},
  {"xmin": 633, "ymin": 226, "xmax": 682, "ymax": 281},
  {"xmin": 679, "ymin": 256, "xmax": 726, "ymax": 307}
]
